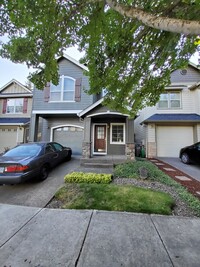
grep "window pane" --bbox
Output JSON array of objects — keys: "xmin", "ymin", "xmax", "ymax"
[
  {"xmin": 171, "ymin": 100, "xmax": 180, "ymax": 108},
  {"xmin": 170, "ymin": 93, "xmax": 180, "ymax": 108},
  {"xmin": 159, "ymin": 93, "xmax": 168, "ymax": 100},
  {"xmin": 63, "ymin": 78, "xmax": 75, "ymax": 101},
  {"xmin": 15, "ymin": 99, "xmax": 23, "ymax": 113},
  {"xmin": 50, "ymin": 92, "xmax": 61, "ymax": 101},
  {"xmin": 50, "ymin": 78, "xmax": 62, "ymax": 101},
  {"xmin": 64, "ymin": 78, "xmax": 74, "ymax": 91},
  {"xmin": 112, "ymin": 125, "xmax": 124, "ymax": 142},
  {"xmin": 63, "ymin": 91, "xmax": 74, "ymax": 101},
  {"xmin": 97, "ymin": 127, "xmax": 105, "ymax": 139},
  {"xmin": 158, "ymin": 101, "xmax": 168, "ymax": 108}
]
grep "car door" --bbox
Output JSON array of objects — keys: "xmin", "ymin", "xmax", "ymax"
[
  {"xmin": 44, "ymin": 143, "xmax": 60, "ymax": 167},
  {"xmin": 191, "ymin": 143, "xmax": 200, "ymax": 163},
  {"xmin": 51, "ymin": 142, "xmax": 67, "ymax": 163}
]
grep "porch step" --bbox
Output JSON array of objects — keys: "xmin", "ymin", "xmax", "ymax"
[
  {"xmin": 82, "ymin": 162, "xmax": 114, "ymax": 168},
  {"xmin": 80, "ymin": 156, "xmax": 127, "ymax": 168}
]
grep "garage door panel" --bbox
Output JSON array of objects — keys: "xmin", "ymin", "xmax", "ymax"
[
  {"xmin": 0, "ymin": 129, "xmax": 17, "ymax": 153},
  {"xmin": 157, "ymin": 126, "xmax": 193, "ymax": 157},
  {"xmin": 53, "ymin": 126, "xmax": 83, "ymax": 155}
]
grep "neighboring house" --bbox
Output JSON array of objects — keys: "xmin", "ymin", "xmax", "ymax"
[
  {"xmin": 134, "ymin": 62, "xmax": 200, "ymax": 158},
  {"xmin": 0, "ymin": 79, "xmax": 33, "ymax": 153},
  {"xmin": 30, "ymin": 54, "xmax": 135, "ymax": 160}
]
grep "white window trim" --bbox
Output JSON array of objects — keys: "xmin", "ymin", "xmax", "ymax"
[
  {"xmin": 110, "ymin": 123, "xmax": 125, "ymax": 145},
  {"xmin": 50, "ymin": 75, "xmax": 75, "ymax": 102},
  {"xmin": 157, "ymin": 91, "xmax": 182, "ymax": 109}
]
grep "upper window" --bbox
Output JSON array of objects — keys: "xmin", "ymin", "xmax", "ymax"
[
  {"xmin": 158, "ymin": 92, "xmax": 181, "ymax": 109},
  {"xmin": 6, "ymin": 98, "xmax": 23, "ymax": 114},
  {"xmin": 110, "ymin": 123, "xmax": 125, "ymax": 144},
  {"xmin": 50, "ymin": 75, "xmax": 75, "ymax": 102}
]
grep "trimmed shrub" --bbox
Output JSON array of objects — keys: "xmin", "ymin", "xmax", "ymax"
[{"xmin": 64, "ymin": 172, "xmax": 112, "ymax": 184}]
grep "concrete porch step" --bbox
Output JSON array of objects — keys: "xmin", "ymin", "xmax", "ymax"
[{"xmin": 82, "ymin": 162, "xmax": 114, "ymax": 168}]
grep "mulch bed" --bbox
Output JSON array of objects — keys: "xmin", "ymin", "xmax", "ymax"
[{"xmin": 149, "ymin": 158, "xmax": 200, "ymax": 200}]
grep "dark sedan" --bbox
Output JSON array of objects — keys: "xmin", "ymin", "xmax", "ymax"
[
  {"xmin": 179, "ymin": 142, "xmax": 200, "ymax": 164},
  {"xmin": 0, "ymin": 142, "xmax": 72, "ymax": 185}
]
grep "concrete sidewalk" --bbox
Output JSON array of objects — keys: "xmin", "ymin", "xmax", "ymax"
[{"xmin": 1, "ymin": 204, "xmax": 200, "ymax": 267}]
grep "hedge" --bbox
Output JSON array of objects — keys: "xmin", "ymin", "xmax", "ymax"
[{"xmin": 64, "ymin": 172, "xmax": 112, "ymax": 184}]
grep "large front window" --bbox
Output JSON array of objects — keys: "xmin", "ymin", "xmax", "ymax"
[
  {"xmin": 110, "ymin": 123, "xmax": 125, "ymax": 144},
  {"xmin": 158, "ymin": 92, "xmax": 181, "ymax": 109},
  {"xmin": 6, "ymin": 98, "xmax": 23, "ymax": 114},
  {"xmin": 50, "ymin": 75, "xmax": 75, "ymax": 101}
]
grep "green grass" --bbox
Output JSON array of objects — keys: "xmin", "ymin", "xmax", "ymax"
[
  {"xmin": 114, "ymin": 159, "xmax": 200, "ymax": 216},
  {"xmin": 55, "ymin": 183, "xmax": 174, "ymax": 215}
]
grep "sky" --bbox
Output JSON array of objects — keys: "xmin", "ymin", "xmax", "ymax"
[
  {"xmin": 0, "ymin": 48, "xmax": 199, "ymax": 89},
  {"xmin": 0, "ymin": 47, "xmax": 84, "ymax": 88}
]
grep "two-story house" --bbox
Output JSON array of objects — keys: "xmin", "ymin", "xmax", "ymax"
[
  {"xmin": 30, "ymin": 54, "xmax": 135, "ymax": 160},
  {"xmin": 0, "ymin": 79, "xmax": 33, "ymax": 153},
  {"xmin": 134, "ymin": 62, "xmax": 200, "ymax": 158}
]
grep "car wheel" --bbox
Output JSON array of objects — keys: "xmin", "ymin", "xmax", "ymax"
[
  {"xmin": 39, "ymin": 164, "xmax": 49, "ymax": 181},
  {"xmin": 181, "ymin": 153, "xmax": 190, "ymax": 164}
]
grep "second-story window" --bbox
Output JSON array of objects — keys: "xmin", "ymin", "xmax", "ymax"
[
  {"xmin": 158, "ymin": 92, "xmax": 181, "ymax": 109},
  {"xmin": 50, "ymin": 76, "xmax": 75, "ymax": 102},
  {"xmin": 6, "ymin": 98, "xmax": 23, "ymax": 114}
]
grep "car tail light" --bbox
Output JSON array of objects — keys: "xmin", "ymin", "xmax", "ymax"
[{"xmin": 4, "ymin": 165, "xmax": 29, "ymax": 173}]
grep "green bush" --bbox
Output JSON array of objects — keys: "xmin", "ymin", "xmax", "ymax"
[{"xmin": 64, "ymin": 172, "xmax": 112, "ymax": 184}]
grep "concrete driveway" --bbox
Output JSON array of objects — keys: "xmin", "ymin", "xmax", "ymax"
[
  {"xmin": 0, "ymin": 156, "xmax": 81, "ymax": 207},
  {"xmin": 158, "ymin": 157, "xmax": 200, "ymax": 182}
]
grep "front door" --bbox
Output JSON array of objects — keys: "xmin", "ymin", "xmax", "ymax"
[{"xmin": 94, "ymin": 125, "xmax": 107, "ymax": 154}]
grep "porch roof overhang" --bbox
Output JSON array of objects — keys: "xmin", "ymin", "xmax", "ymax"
[
  {"xmin": 142, "ymin": 113, "xmax": 200, "ymax": 124},
  {"xmin": 0, "ymin": 118, "xmax": 30, "ymax": 126},
  {"xmin": 87, "ymin": 111, "xmax": 128, "ymax": 118}
]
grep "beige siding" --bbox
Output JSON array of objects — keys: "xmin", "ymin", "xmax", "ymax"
[{"xmin": 2, "ymin": 83, "xmax": 30, "ymax": 94}]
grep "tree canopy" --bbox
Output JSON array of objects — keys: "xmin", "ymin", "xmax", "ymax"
[{"xmin": 1, "ymin": 0, "xmax": 200, "ymax": 116}]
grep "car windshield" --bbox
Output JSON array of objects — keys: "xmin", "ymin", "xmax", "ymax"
[{"xmin": 3, "ymin": 144, "xmax": 41, "ymax": 157}]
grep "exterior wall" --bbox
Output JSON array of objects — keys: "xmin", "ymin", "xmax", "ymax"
[
  {"xmin": 32, "ymin": 58, "xmax": 94, "ymax": 112},
  {"xmin": 34, "ymin": 116, "xmax": 83, "ymax": 142},
  {"xmin": 170, "ymin": 65, "xmax": 200, "ymax": 84},
  {"xmin": 134, "ymin": 65, "xmax": 200, "ymax": 157}
]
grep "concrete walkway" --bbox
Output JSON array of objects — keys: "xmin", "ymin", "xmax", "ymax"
[{"xmin": 1, "ymin": 204, "xmax": 200, "ymax": 267}]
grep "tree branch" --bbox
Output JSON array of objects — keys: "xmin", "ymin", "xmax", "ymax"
[{"xmin": 105, "ymin": 0, "xmax": 200, "ymax": 35}]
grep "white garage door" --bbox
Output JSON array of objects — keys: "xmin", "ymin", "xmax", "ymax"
[
  {"xmin": 53, "ymin": 126, "xmax": 83, "ymax": 155},
  {"xmin": 157, "ymin": 126, "xmax": 194, "ymax": 157},
  {"xmin": 0, "ymin": 128, "xmax": 17, "ymax": 153}
]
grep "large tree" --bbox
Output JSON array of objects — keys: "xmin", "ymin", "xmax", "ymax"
[{"xmin": 1, "ymin": 0, "xmax": 200, "ymax": 116}]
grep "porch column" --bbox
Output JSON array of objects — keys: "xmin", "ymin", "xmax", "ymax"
[
  {"xmin": 126, "ymin": 118, "xmax": 135, "ymax": 161},
  {"xmin": 29, "ymin": 114, "xmax": 39, "ymax": 142},
  {"xmin": 82, "ymin": 117, "xmax": 91, "ymax": 158}
]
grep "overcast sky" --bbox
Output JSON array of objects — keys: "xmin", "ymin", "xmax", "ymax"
[
  {"xmin": 0, "ymin": 47, "xmax": 84, "ymax": 88},
  {"xmin": 0, "ymin": 48, "xmax": 199, "ymax": 89}
]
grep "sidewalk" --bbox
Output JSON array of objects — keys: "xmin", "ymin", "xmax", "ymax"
[{"xmin": 1, "ymin": 203, "xmax": 200, "ymax": 267}]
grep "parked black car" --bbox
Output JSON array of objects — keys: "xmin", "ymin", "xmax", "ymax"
[
  {"xmin": 179, "ymin": 142, "xmax": 200, "ymax": 164},
  {"xmin": 0, "ymin": 142, "xmax": 72, "ymax": 185}
]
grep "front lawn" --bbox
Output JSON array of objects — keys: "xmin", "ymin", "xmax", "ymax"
[{"xmin": 54, "ymin": 183, "xmax": 174, "ymax": 215}]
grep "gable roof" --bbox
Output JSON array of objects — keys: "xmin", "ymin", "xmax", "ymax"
[
  {"xmin": 78, "ymin": 98, "xmax": 104, "ymax": 117},
  {"xmin": 0, "ymin": 79, "xmax": 32, "ymax": 94},
  {"xmin": 58, "ymin": 54, "xmax": 88, "ymax": 71},
  {"xmin": 142, "ymin": 113, "xmax": 200, "ymax": 124}
]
